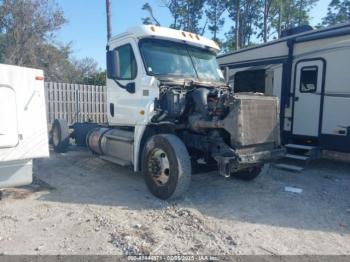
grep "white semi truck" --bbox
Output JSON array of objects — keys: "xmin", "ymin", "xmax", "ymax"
[
  {"xmin": 52, "ymin": 25, "xmax": 284, "ymax": 199},
  {"xmin": 0, "ymin": 64, "xmax": 49, "ymax": 189}
]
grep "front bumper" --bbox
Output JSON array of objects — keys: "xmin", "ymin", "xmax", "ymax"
[
  {"xmin": 216, "ymin": 147, "xmax": 286, "ymax": 177},
  {"xmin": 237, "ymin": 147, "xmax": 286, "ymax": 165}
]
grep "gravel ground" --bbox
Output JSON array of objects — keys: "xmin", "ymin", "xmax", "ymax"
[{"xmin": 0, "ymin": 147, "xmax": 349, "ymax": 255}]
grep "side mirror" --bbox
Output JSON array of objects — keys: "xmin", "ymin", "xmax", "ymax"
[
  {"xmin": 125, "ymin": 82, "xmax": 135, "ymax": 94},
  {"xmin": 106, "ymin": 50, "xmax": 120, "ymax": 79}
]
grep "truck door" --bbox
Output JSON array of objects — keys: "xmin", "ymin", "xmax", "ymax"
[
  {"xmin": 107, "ymin": 40, "xmax": 143, "ymax": 126},
  {"xmin": 292, "ymin": 59, "xmax": 325, "ymax": 137}
]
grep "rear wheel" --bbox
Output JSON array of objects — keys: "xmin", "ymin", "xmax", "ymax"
[
  {"xmin": 231, "ymin": 166, "xmax": 263, "ymax": 181},
  {"xmin": 52, "ymin": 119, "xmax": 70, "ymax": 153},
  {"xmin": 142, "ymin": 134, "xmax": 191, "ymax": 200}
]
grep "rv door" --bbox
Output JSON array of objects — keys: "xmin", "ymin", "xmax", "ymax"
[{"xmin": 292, "ymin": 59, "xmax": 325, "ymax": 138}]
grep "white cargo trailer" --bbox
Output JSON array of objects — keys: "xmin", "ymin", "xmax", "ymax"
[
  {"xmin": 0, "ymin": 64, "xmax": 49, "ymax": 188},
  {"xmin": 218, "ymin": 23, "xmax": 350, "ymax": 158}
]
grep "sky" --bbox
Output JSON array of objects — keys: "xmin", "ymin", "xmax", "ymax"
[{"xmin": 56, "ymin": 0, "xmax": 332, "ymax": 69}]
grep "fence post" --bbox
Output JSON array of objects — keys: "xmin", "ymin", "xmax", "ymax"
[{"xmin": 75, "ymin": 86, "xmax": 79, "ymax": 123}]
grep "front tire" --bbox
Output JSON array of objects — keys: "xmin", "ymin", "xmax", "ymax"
[
  {"xmin": 142, "ymin": 134, "xmax": 191, "ymax": 200},
  {"xmin": 231, "ymin": 166, "xmax": 263, "ymax": 181}
]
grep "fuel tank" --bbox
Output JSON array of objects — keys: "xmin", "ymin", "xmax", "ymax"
[{"xmin": 87, "ymin": 127, "xmax": 134, "ymax": 165}]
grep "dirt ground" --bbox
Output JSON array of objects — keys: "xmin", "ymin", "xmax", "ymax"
[{"xmin": 0, "ymin": 147, "xmax": 349, "ymax": 255}]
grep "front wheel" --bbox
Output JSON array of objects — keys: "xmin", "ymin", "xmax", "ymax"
[
  {"xmin": 142, "ymin": 134, "xmax": 191, "ymax": 200},
  {"xmin": 231, "ymin": 166, "xmax": 263, "ymax": 181}
]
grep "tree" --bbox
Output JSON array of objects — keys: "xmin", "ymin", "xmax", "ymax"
[
  {"xmin": 0, "ymin": 0, "xmax": 104, "ymax": 84},
  {"xmin": 266, "ymin": 0, "xmax": 317, "ymax": 39},
  {"xmin": 0, "ymin": 0, "xmax": 66, "ymax": 66},
  {"xmin": 260, "ymin": 0, "xmax": 281, "ymax": 43},
  {"xmin": 226, "ymin": 0, "xmax": 260, "ymax": 50},
  {"xmin": 296, "ymin": 0, "xmax": 318, "ymax": 26},
  {"xmin": 83, "ymin": 71, "xmax": 106, "ymax": 86},
  {"xmin": 280, "ymin": 0, "xmax": 318, "ymax": 29},
  {"xmin": 167, "ymin": 0, "xmax": 206, "ymax": 34},
  {"xmin": 72, "ymin": 57, "xmax": 106, "ymax": 85},
  {"xmin": 159, "ymin": 0, "xmax": 181, "ymax": 29},
  {"xmin": 322, "ymin": 0, "xmax": 350, "ymax": 26},
  {"xmin": 141, "ymin": 2, "xmax": 161, "ymax": 26},
  {"xmin": 257, "ymin": 0, "xmax": 287, "ymax": 42},
  {"xmin": 240, "ymin": 0, "xmax": 260, "ymax": 46},
  {"xmin": 226, "ymin": 0, "xmax": 241, "ymax": 50},
  {"xmin": 37, "ymin": 43, "xmax": 77, "ymax": 82},
  {"xmin": 205, "ymin": 0, "xmax": 227, "ymax": 42}
]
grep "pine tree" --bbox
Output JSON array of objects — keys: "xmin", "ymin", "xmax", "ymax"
[
  {"xmin": 322, "ymin": 0, "xmax": 350, "ymax": 26},
  {"xmin": 226, "ymin": 0, "xmax": 240, "ymax": 50},
  {"xmin": 205, "ymin": 0, "xmax": 227, "ymax": 42},
  {"xmin": 161, "ymin": 0, "xmax": 206, "ymax": 34},
  {"xmin": 259, "ymin": 0, "xmax": 284, "ymax": 42},
  {"xmin": 268, "ymin": 0, "xmax": 317, "ymax": 38},
  {"xmin": 226, "ymin": 0, "xmax": 260, "ymax": 50},
  {"xmin": 178, "ymin": 0, "xmax": 206, "ymax": 34}
]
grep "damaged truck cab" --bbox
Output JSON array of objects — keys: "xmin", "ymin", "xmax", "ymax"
[{"xmin": 53, "ymin": 25, "xmax": 283, "ymax": 199}]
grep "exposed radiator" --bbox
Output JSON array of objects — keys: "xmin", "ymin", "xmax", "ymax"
[{"xmin": 224, "ymin": 94, "xmax": 280, "ymax": 148}]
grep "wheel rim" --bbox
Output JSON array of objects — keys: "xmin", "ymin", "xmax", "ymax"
[
  {"xmin": 148, "ymin": 148, "xmax": 170, "ymax": 186},
  {"xmin": 53, "ymin": 125, "xmax": 60, "ymax": 146}
]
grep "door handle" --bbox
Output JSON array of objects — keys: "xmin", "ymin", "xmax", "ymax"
[{"xmin": 294, "ymin": 97, "xmax": 299, "ymax": 102}]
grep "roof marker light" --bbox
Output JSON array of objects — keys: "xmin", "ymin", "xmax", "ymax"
[
  {"xmin": 150, "ymin": 26, "xmax": 156, "ymax": 32},
  {"xmin": 196, "ymin": 35, "xmax": 200, "ymax": 40},
  {"xmin": 189, "ymin": 33, "xmax": 193, "ymax": 39},
  {"xmin": 182, "ymin": 32, "xmax": 186, "ymax": 37}
]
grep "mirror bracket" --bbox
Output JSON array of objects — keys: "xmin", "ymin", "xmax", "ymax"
[{"xmin": 114, "ymin": 80, "xmax": 135, "ymax": 94}]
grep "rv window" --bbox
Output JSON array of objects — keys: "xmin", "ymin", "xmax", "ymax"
[
  {"xmin": 300, "ymin": 66, "xmax": 318, "ymax": 93},
  {"xmin": 232, "ymin": 70, "xmax": 266, "ymax": 93}
]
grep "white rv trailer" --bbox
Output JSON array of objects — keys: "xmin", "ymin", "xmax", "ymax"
[
  {"xmin": 218, "ymin": 23, "xmax": 350, "ymax": 154},
  {"xmin": 0, "ymin": 64, "xmax": 49, "ymax": 188}
]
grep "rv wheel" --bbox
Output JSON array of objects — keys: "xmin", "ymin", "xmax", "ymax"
[
  {"xmin": 52, "ymin": 119, "xmax": 70, "ymax": 153},
  {"xmin": 142, "ymin": 134, "xmax": 191, "ymax": 200},
  {"xmin": 232, "ymin": 165, "xmax": 263, "ymax": 181}
]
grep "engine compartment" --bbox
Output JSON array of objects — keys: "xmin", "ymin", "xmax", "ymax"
[
  {"xmin": 151, "ymin": 78, "xmax": 281, "ymax": 177},
  {"xmin": 153, "ymin": 79, "xmax": 231, "ymax": 124}
]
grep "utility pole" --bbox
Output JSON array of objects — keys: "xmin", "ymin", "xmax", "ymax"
[{"xmin": 106, "ymin": 0, "xmax": 112, "ymax": 41}]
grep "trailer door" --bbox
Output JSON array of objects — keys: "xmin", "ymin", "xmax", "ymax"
[
  {"xmin": 0, "ymin": 85, "xmax": 18, "ymax": 148},
  {"xmin": 292, "ymin": 59, "xmax": 325, "ymax": 137}
]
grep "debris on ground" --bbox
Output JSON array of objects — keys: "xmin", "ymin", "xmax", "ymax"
[{"xmin": 284, "ymin": 186, "xmax": 303, "ymax": 194}]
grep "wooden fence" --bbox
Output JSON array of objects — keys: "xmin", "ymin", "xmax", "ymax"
[{"xmin": 45, "ymin": 82, "xmax": 107, "ymax": 125}]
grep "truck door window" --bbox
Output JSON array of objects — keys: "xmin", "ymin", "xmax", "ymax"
[
  {"xmin": 116, "ymin": 44, "xmax": 137, "ymax": 80},
  {"xmin": 300, "ymin": 66, "xmax": 318, "ymax": 93}
]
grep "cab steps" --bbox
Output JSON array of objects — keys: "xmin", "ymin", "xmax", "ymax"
[{"xmin": 274, "ymin": 143, "xmax": 320, "ymax": 172}]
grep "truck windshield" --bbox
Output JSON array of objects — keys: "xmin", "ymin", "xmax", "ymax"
[{"xmin": 139, "ymin": 39, "xmax": 224, "ymax": 83}]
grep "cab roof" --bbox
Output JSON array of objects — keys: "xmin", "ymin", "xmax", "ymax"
[{"xmin": 110, "ymin": 25, "xmax": 220, "ymax": 53}]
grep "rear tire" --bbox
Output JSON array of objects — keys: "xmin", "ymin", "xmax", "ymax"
[
  {"xmin": 231, "ymin": 166, "xmax": 263, "ymax": 181},
  {"xmin": 142, "ymin": 134, "xmax": 191, "ymax": 200},
  {"xmin": 52, "ymin": 119, "xmax": 70, "ymax": 153}
]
